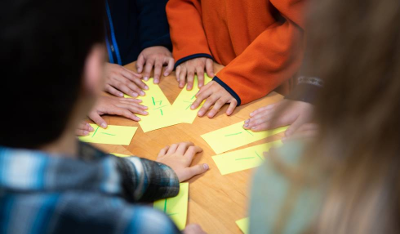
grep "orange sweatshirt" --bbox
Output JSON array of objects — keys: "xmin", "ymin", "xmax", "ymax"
[{"xmin": 166, "ymin": 0, "xmax": 305, "ymax": 105}]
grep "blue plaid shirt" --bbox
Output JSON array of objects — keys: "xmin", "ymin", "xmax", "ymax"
[{"xmin": 0, "ymin": 142, "xmax": 181, "ymax": 234}]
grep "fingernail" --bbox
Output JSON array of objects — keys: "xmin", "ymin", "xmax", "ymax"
[
  {"xmin": 244, "ymin": 119, "xmax": 249, "ymax": 124},
  {"xmin": 135, "ymin": 117, "xmax": 141, "ymax": 121},
  {"xmin": 244, "ymin": 124, "xmax": 249, "ymax": 128},
  {"xmin": 140, "ymin": 91, "xmax": 145, "ymax": 96},
  {"xmin": 144, "ymin": 77, "xmax": 148, "ymax": 81},
  {"xmin": 144, "ymin": 85, "xmax": 149, "ymax": 90},
  {"xmin": 89, "ymin": 126, "xmax": 94, "ymax": 131},
  {"xmin": 142, "ymin": 111, "xmax": 148, "ymax": 115},
  {"xmin": 191, "ymin": 105, "xmax": 195, "ymax": 109},
  {"xmin": 138, "ymin": 68, "xmax": 142, "ymax": 73},
  {"xmin": 132, "ymin": 93, "xmax": 138, "ymax": 97},
  {"xmin": 118, "ymin": 93, "xmax": 123, "ymax": 97},
  {"xmin": 83, "ymin": 131, "xmax": 89, "ymax": 135},
  {"xmin": 101, "ymin": 123, "xmax": 107, "ymax": 128},
  {"xmin": 198, "ymin": 110, "xmax": 204, "ymax": 116},
  {"xmin": 250, "ymin": 112, "xmax": 254, "ymax": 117},
  {"xmin": 203, "ymin": 164, "xmax": 209, "ymax": 170},
  {"xmin": 251, "ymin": 127, "xmax": 257, "ymax": 130},
  {"xmin": 164, "ymin": 72, "xmax": 168, "ymax": 76}
]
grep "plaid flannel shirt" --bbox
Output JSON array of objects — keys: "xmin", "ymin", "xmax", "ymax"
[{"xmin": 0, "ymin": 142, "xmax": 180, "ymax": 234}]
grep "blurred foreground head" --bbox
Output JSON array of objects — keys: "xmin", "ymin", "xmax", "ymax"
[
  {"xmin": 0, "ymin": 0, "xmax": 105, "ymax": 148},
  {"xmin": 301, "ymin": 0, "xmax": 400, "ymax": 233}
]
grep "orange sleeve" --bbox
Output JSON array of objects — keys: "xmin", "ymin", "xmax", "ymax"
[
  {"xmin": 214, "ymin": 0, "xmax": 305, "ymax": 105},
  {"xmin": 166, "ymin": 0, "xmax": 213, "ymax": 67}
]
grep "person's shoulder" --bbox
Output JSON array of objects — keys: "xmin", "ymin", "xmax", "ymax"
[{"xmin": 51, "ymin": 192, "xmax": 179, "ymax": 234}]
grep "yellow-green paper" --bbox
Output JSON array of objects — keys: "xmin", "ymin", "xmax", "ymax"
[
  {"xmin": 201, "ymin": 122, "xmax": 288, "ymax": 154},
  {"xmin": 172, "ymin": 75, "xmax": 212, "ymax": 123},
  {"xmin": 154, "ymin": 183, "xmax": 189, "ymax": 230},
  {"xmin": 112, "ymin": 153, "xmax": 130, "ymax": 157},
  {"xmin": 236, "ymin": 217, "xmax": 249, "ymax": 234},
  {"xmin": 79, "ymin": 124, "xmax": 137, "ymax": 145},
  {"xmin": 136, "ymin": 78, "xmax": 179, "ymax": 132},
  {"xmin": 212, "ymin": 141, "xmax": 283, "ymax": 175}
]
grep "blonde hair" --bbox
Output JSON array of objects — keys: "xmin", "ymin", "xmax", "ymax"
[{"xmin": 271, "ymin": 0, "xmax": 400, "ymax": 233}]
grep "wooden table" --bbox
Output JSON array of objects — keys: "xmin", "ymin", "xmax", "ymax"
[{"xmin": 96, "ymin": 62, "xmax": 285, "ymax": 233}]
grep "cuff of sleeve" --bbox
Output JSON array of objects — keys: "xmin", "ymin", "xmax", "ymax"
[
  {"xmin": 140, "ymin": 34, "xmax": 173, "ymax": 52},
  {"xmin": 213, "ymin": 76, "xmax": 242, "ymax": 106},
  {"xmin": 285, "ymin": 76, "xmax": 323, "ymax": 104},
  {"xmin": 174, "ymin": 53, "xmax": 213, "ymax": 69}
]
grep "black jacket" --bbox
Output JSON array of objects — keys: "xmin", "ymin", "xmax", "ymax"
[{"xmin": 107, "ymin": 0, "xmax": 172, "ymax": 65}]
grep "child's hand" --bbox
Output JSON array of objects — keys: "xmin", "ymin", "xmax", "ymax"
[
  {"xmin": 176, "ymin": 58, "xmax": 215, "ymax": 90},
  {"xmin": 283, "ymin": 123, "xmax": 319, "ymax": 142},
  {"xmin": 76, "ymin": 122, "xmax": 94, "ymax": 136},
  {"xmin": 105, "ymin": 63, "xmax": 148, "ymax": 98},
  {"xmin": 190, "ymin": 81, "xmax": 237, "ymax": 118},
  {"xmin": 136, "ymin": 46, "xmax": 174, "ymax": 84},
  {"xmin": 243, "ymin": 99, "xmax": 314, "ymax": 137},
  {"xmin": 183, "ymin": 224, "xmax": 207, "ymax": 234},
  {"xmin": 88, "ymin": 96, "xmax": 148, "ymax": 128},
  {"xmin": 156, "ymin": 142, "xmax": 209, "ymax": 182}
]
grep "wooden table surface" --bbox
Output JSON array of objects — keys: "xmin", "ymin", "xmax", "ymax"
[{"xmin": 95, "ymin": 62, "xmax": 285, "ymax": 234}]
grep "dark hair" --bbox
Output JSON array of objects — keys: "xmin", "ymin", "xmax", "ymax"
[{"xmin": 0, "ymin": 0, "xmax": 105, "ymax": 148}]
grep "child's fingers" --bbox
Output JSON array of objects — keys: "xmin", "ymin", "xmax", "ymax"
[
  {"xmin": 88, "ymin": 112, "xmax": 107, "ymax": 129},
  {"xmin": 136, "ymin": 54, "xmax": 145, "ymax": 73},
  {"xmin": 164, "ymin": 57, "xmax": 174, "ymax": 77},
  {"xmin": 131, "ymin": 78, "xmax": 148, "ymax": 91},
  {"xmin": 143, "ymin": 61, "xmax": 154, "ymax": 81},
  {"xmin": 176, "ymin": 142, "xmax": 194, "ymax": 155},
  {"xmin": 207, "ymin": 98, "xmax": 226, "ymax": 118},
  {"xmin": 176, "ymin": 66, "xmax": 181, "ymax": 82},
  {"xmin": 121, "ymin": 68, "xmax": 141, "ymax": 81},
  {"xmin": 120, "ymin": 97, "xmax": 143, "ymax": 104},
  {"xmin": 197, "ymin": 95, "xmax": 218, "ymax": 117},
  {"xmin": 167, "ymin": 143, "xmax": 179, "ymax": 155},
  {"xmin": 123, "ymin": 67, "xmax": 142, "ymax": 79},
  {"xmin": 125, "ymin": 81, "xmax": 145, "ymax": 96},
  {"xmin": 105, "ymin": 84, "xmax": 123, "ymax": 97},
  {"xmin": 153, "ymin": 60, "xmax": 163, "ymax": 83},
  {"xmin": 117, "ymin": 103, "xmax": 148, "ymax": 116},
  {"xmin": 179, "ymin": 66, "xmax": 187, "ymax": 88},
  {"xmin": 283, "ymin": 124, "xmax": 319, "ymax": 141},
  {"xmin": 250, "ymin": 104, "xmax": 276, "ymax": 117},
  {"xmin": 196, "ymin": 67, "xmax": 205, "ymax": 88},
  {"xmin": 191, "ymin": 88, "xmax": 212, "ymax": 110},
  {"xmin": 78, "ymin": 122, "xmax": 93, "ymax": 132},
  {"xmin": 226, "ymin": 100, "xmax": 237, "ymax": 116},
  {"xmin": 284, "ymin": 117, "xmax": 306, "ymax": 137},
  {"xmin": 184, "ymin": 145, "xmax": 203, "ymax": 162},
  {"xmin": 76, "ymin": 129, "xmax": 89, "ymax": 136},
  {"xmin": 186, "ymin": 68, "xmax": 195, "ymax": 90},
  {"xmin": 120, "ymin": 99, "xmax": 148, "ymax": 109},
  {"xmin": 111, "ymin": 107, "xmax": 141, "ymax": 122},
  {"xmin": 158, "ymin": 146, "xmax": 170, "ymax": 158},
  {"xmin": 108, "ymin": 78, "xmax": 139, "ymax": 97},
  {"xmin": 181, "ymin": 164, "xmax": 209, "ymax": 182},
  {"xmin": 205, "ymin": 59, "xmax": 214, "ymax": 77}
]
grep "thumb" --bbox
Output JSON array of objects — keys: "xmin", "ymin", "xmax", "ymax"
[
  {"xmin": 88, "ymin": 112, "xmax": 108, "ymax": 129},
  {"xmin": 181, "ymin": 164, "xmax": 209, "ymax": 182}
]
